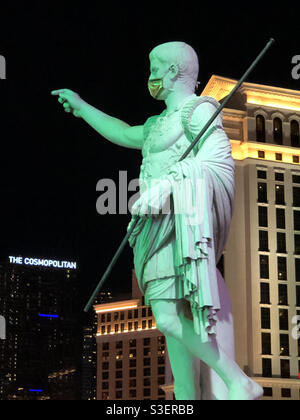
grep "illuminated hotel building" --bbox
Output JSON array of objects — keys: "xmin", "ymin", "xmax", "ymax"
[
  {"xmin": 0, "ymin": 256, "xmax": 81, "ymax": 400},
  {"xmin": 202, "ymin": 76, "xmax": 300, "ymax": 400},
  {"xmin": 94, "ymin": 270, "xmax": 173, "ymax": 400}
]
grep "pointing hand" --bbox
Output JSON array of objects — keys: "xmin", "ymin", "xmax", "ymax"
[{"xmin": 51, "ymin": 88, "xmax": 85, "ymax": 118}]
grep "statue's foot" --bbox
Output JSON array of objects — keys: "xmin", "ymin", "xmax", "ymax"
[{"xmin": 229, "ymin": 377, "xmax": 263, "ymax": 401}]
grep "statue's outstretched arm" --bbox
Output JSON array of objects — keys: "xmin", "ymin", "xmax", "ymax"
[{"xmin": 51, "ymin": 88, "xmax": 144, "ymax": 150}]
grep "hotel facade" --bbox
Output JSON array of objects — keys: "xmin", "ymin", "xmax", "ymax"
[
  {"xmin": 95, "ymin": 76, "xmax": 300, "ymax": 400},
  {"xmin": 202, "ymin": 76, "xmax": 300, "ymax": 400}
]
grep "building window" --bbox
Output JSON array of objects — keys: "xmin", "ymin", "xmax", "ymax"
[
  {"xmin": 144, "ymin": 368, "xmax": 151, "ymax": 377},
  {"xmin": 278, "ymin": 285, "xmax": 288, "ymax": 306},
  {"xmin": 297, "ymin": 286, "xmax": 300, "ymax": 307},
  {"xmin": 116, "ymin": 361, "xmax": 122, "ymax": 369},
  {"xmin": 129, "ymin": 369, "xmax": 136, "ymax": 378},
  {"xmin": 260, "ymin": 283, "xmax": 270, "ymax": 304},
  {"xmin": 144, "ymin": 348, "xmax": 151, "ymax": 357},
  {"xmin": 120, "ymin": 311, "xmax": 125, "ymax": 321},
  {"xmin": 281, "ymin": 388, "xmax": 291, "ymax": 398},
  {"xmin": 280, "ymin": 334, "xmax": 290, "ymax": 356},
  {"xmin": 276, "ymin": 208, "xmax": 286, "ymax": 229},
  {"xmin": 262, "ymin": 359, "xmax": 272, "ymax": 378},
  {"xmin": 259, "ymin": 231, "xmax": 269, "ymax": 251},
  {"xmin": 275, "ymin": 185, "xmax": 285, "ymax": 205},
  {"xmin": 144, "ymin": 378, "xmax": 151, "ymax": 387},
  {"xmin": 102, "ymin": 362, "xmax": 109, "ymax": 370},
  {"xmin": 293, "ymin": 174, "xmax": 300, "ymax": 184},
  {"xmin": 293, "ymin": 156, "xmax": 300, "ymax": 164},
  {"xmin": 256, "ymin": 115, "xmax": 266, "ymax": 142},
  {"xmin": 144, "ymin": 338, "xmax": 151, "ymax": 346},
  {"xmin": 291, "ymin": 120, "xmax": 300, "ymax": 147},
  {"xmin": 260, "ymin": 255, "xmax": 269, "ymax": 279},
  {"xmin": 115, "ymin": 390, "xmax": 122, "ymax": 399},
  {"xmin": 115, "ymin": 371, "xmax": 123, "ymax": 379},
  {"xmin": 128, "ymin": 310, "xmax": 132, "ymax": 319},
  {"xmin": 129, "ymin": 359, "xmax": 137, "ymax": 368},
  {"xmin": 158, "ymin": 366, "xmax": 165, "ymax": 375},
  {"xmin": 258, "ymin": 150, "xmax": 265, "ymax": 159},
  {"xmin": 263, "ymin": 387, "xmax": 273, "ymax": 397},
  {"xmin": 107, "ymin": 313, "xmax": 111, "ymax": 322},
  {"xmin": 294, "ymin": 211, "xmax": 300, "ymax": 231},
  {"xmin": 129, "ymin": 349, "xmax": 136, "ymax": 358},
  {"xmin": 280, "ymin": 359, "xmax": 290, "ymax": 378},
  {"xmin": 275, "ymin": 172, "xmax": 284, "ymax": 182},
  {"xmin": 101, "ymin": 326, "xmax": 105, "ymax": 334},
  {"xmin": 279, "ymin": 309, "xmax": 289, "ymax": 331},
  {"xmin": 129, "ymin": 379, "xmax": 136, "ymax": 388},
  {"xmin": 262, "ymin": 333, "xmax": 272, "ymax": 355},
  {"xmin": 295, "ymin": 235, "xmax": 300, "ymax": 255},
  {"xmin": 278, "ymin": 257, "xmax": 287, "ymax": 281},
  {"xmin": 276, "ymin": 153, "xmax": 283, "ymax": 161},
  {"xmin": 102, "ymin": 382, "xmax": 109, "ymax": 390},
  {"xmin": 103, "ymin": 343, "xmax": 109, "ymax": 351},
  {"xmin": 148, "ymin": 320, "xmax": 153, "ymax": 329},
  {"xmin": 142, "ymin": 320, "xmax": 147, "ymax": 329},
  {"xmin": 116, "ymin": 341, "xmax": 123, "ymax": 349},
  {"xmin": 293, "ymin": 187, "xmax": 300, "ymax": 207},
  {"xmin": 259, "ymin": 207, "xmax": 268, "ymax": 227},
  {"xmin": 116, "ymin": 381, "xmax": 122, "ymax": 389},
  {"xmin": 257, "ymin": 169, "xmax": 267, "ymax": 179},
  {"xmin": 143, "ymin": 388, "xmax": 151, "ymax": 397},
  {"xmin": 102, "ymin": 372, "xmax": 109, "ymax": 380},
  {"xmin": 134, "ymin": 309, "xmax": 139, "ymax": 318},
  {"xmin": 143, "ymin": 358, "xmax": 151, "ymax": 366},
  {"xmin": 142, "ymin": 308, "xmax": 147, "ymax": 317},
  {"xmin": 129, "ymin": 339, "xmax": 136, "ymax": 348},
  {"xmin": 134, "ymin": 321, "xmax": 139, "ymax": 330},
  {"xmin": 148, "ymin": 307, "xmax": 153, "ymax": 317},
  {"xmin": 102, "ymin": 392, "xmax": 109, "ymax": 400},
  {"xmin": 277, "ymin": 233, "xmax": 287, "ymax": 254},
  {"xmin": 129, "ymin": 389, "xmax": 136, "ymax": 398},
  {"xmin": 258, "ymin": 183, "xmax": 268, "ymax": 203},
  {"xmin": 101, "ymin": 314, "xmax": 105, "ymax": 323},
  {"xmin": 261, "ymin": 308, "xmax": 271, "ymax": 329},
  {"xmin": 274, "ymin": 118, "xmax": 283, "ymax": 145},
  {"xmin": 296, "ymin": 259, "xmax": 300, "ymax": 282}
]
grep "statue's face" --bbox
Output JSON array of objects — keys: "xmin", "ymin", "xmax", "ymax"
[{"xmin": 148, "ymin": 56, "xmax": 176, "ymax": 101}]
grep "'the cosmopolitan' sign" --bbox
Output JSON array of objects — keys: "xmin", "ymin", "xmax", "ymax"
[{"xmin": 9, "ymin": 256, "xmax": 77, "ymax": 270}]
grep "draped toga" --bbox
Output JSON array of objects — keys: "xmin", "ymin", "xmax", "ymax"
[{"xmin": 127, "ymin": 94, "xmax": 235, "ymax": 343}]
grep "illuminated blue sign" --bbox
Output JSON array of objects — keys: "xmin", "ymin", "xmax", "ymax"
[
  {"xmin": 29, "ymin": 389, "xmax": 43, "ymax": 393},
  {"xmin": 38, "ymin": 314, "xmax": 59, "ymax": 319}
]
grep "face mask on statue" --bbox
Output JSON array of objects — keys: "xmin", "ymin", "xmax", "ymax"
[{"xmin": 148, "ymin": 67, "xmax": 174, "ymax": 99}]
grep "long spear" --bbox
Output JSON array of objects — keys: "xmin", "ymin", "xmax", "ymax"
[{"xmin": 84, "ymin": 38, "xmax": 275, "ymax": 313}]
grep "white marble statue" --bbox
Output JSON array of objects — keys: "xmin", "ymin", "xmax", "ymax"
[{"xmin": 51, "ymin": 41, "xmax": 263, "ymax": 401}]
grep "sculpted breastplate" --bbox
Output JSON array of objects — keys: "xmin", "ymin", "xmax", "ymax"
[{"xmin": 140, "ymin": 109, "xmax": 194, "ymax": 187}]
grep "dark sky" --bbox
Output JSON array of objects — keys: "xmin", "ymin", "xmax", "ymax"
[{"xmin": 1, "ymin": 2, "xmax": 300, "ymax": 307}]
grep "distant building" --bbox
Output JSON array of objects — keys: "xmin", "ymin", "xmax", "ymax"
[
  {"xmin": 81, "ymin": 291, "xmax": 114, "ymax": 400},
  {"xmin": 94, "ymin": 270, "xmax": 173, "ymax": 401},
  {"xmin": 0, "ymin": 256, "xmax": 81, "ymax": 400}
]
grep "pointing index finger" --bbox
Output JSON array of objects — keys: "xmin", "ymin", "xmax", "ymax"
[{"xmin": 51, "ymin": 89, "xmax": 66, "ymax": 96}]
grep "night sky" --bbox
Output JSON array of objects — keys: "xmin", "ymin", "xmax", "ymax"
[{"xmin": 1, "ymin": 2, "xmax": 300, "ymax": 308}]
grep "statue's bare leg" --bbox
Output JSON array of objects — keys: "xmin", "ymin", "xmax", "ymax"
[
  {"xmin": 165, "ymin": 334, "xmax": 200, "ymax": 400},
  {"xmin": 151, "ymin": 299, "xmax": 263, "ymax": 401}
]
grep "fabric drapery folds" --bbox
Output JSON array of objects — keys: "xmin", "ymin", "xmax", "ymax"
[{"xmin": 128, "ymin": 95, "xmax": 235, "ymax": 342}]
